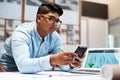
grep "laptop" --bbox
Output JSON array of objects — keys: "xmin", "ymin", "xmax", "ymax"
[{"xmin": 70, "ymin": 48, "xmax": 120, "ymax": 74}]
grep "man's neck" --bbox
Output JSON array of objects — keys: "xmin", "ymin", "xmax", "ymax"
[{"xmin": 36, "ymin": 24, "xmax": 46, "ymax": 38}]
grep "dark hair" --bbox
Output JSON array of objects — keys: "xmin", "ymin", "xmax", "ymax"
[{"xmin": 37, "ymin": 2, "xmax": 63, "ymax": 16}]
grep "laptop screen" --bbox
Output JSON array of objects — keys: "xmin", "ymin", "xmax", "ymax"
[{"xmin": 83, "ymin": 49, "xmax": 119, "ymax": 68}]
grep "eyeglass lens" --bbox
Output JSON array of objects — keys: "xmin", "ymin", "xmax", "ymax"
[{"xmin": 48, "ymin": 16, "xmax": 62, "ymax": 25}]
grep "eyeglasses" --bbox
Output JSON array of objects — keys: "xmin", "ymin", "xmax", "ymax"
[{"xmin": 41, "ymin": 14, "xmax": 62, "ymax": 26}]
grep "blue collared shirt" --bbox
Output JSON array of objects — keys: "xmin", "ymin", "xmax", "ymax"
[{"xmin": 1, "ymin": 22, "xmax": 70, "ymax": 73}]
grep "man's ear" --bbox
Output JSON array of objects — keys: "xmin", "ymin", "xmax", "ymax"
[{"xmin": 37, "ymin": 14, "xmax": 41, "ymax": 22}]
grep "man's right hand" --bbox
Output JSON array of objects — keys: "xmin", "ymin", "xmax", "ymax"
[{"xmin": 50, "ymin": 52, "xmax": 77, "ymax": 66}]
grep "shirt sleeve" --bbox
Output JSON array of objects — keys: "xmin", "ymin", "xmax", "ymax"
[{"xmin": 11, "ymin": 31, "xmax": 52, "ymax": 73}]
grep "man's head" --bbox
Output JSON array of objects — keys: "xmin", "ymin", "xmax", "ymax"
[
  {"xmin": 36, "ymin": 2, "xmax": 63, "ymax": 38},
  {"xmin": 36, "ymin": 2, "xmax": 63, "ymax": 17}
]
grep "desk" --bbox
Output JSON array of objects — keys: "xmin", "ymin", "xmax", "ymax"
[{"xmin": 0, "ymin": 71, "xmax": 103, "ymax": 80}]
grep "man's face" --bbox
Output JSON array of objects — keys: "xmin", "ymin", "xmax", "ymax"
[{"xmin": 37, "ymin": 12, "xmax": 62, "ymax": 37}]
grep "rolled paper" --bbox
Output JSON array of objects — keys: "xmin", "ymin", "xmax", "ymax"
[{"xmin": 101, "ymin": 65, "xmax": 120, "ymax": 80}]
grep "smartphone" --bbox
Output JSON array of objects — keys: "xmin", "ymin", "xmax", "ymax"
[{"xmin": 74, "ymin": 46, "xmax": 87, "ymax": 58}]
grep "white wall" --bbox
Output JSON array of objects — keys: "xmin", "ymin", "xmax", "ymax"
[
  {"xmin": 108, "ymin": 0, "xmax": 120, "ymax": 19},
  {"xmin": 88, "ymin": 18, "xmax": 108, "ymax": 48},
  {"xmin": 81, "ymin": 17, "xmax": 108, "ymax": 48},
  {"xmin": 83, "ymin": 0, "xmax": 110, "ymax": 4},
  {"xmin": 0, "ymin": 3, "xmax": 21, "ymax": 20},
  {"xmin": 63, "ymin": 44, "xmax": 78, "ymax": 51},
  {"xmin": 81, "ymin": 19, "xmax": 88, "ymax": 46}
]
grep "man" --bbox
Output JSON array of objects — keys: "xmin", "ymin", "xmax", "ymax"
[{"xmin": 0, "ymin": 2, "xmax": 82, "ymax": 73}]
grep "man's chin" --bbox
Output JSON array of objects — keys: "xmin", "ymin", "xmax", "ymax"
[{"xmin": 49, "ymin": 30, "xmax": 54, "ymax": 34}]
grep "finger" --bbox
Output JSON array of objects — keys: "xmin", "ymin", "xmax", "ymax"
[
  {"xmin": 63, "ymin": 55, "xmax": 73, "ymax": 61},
  {"xmin": 74, "ymin": 56, "xmax": 83, "ymax": 62},
  {"xmin": 82, "ymin": 53, "xmax": 86, "ymax": 58},
  {"xmin": 71, "ymin": 62, "xmax": 81, "ymax": 67},
  {"xmin": 65, "ymin": 52, "xmax": 77, "ymax": 58},
  {"xmin": 61, "ymin": 61, "xmax": 72, "ymax": 65}
]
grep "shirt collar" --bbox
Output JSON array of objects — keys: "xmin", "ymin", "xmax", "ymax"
[
  {"xmin": 34, "ymin": 22, "xmax": 49, "ymax": 41},
  {"xmin": 34, "ymin": 23, "xmax": 43, "ymax": 41}
]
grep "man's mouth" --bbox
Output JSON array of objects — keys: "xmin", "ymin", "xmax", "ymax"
[{"xmin": 50, "ymin": 26, "xmax": 54, "ymax": 29}]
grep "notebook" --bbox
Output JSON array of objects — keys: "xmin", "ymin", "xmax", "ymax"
[{"xmin": 70, "ymin": 48, "xmax": 120, "ymax": 74}]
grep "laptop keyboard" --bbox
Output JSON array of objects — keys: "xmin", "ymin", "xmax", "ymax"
[
  {"xmin": 77, "ymin": 69, "xmax": 100, "ymax": 72},
  {"xmin": 71, "ymin": 68, "xmax": 100, "ymax": 74}
]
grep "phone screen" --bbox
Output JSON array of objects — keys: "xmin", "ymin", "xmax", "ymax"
[{"xmin": 75, "ymin": 46, "xmax": 87, "ymax": 58}]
